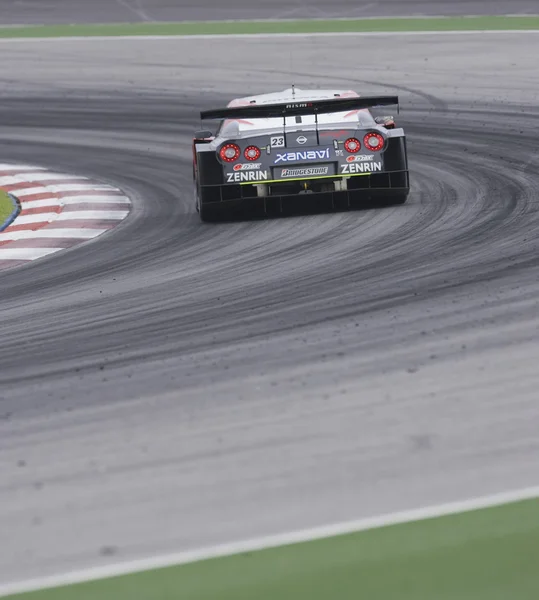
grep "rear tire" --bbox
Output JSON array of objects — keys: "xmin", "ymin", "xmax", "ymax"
[
  {"xmin": 199, "ymin": 202, "xmax": 224, "ymax": 222},
  {"xmin": 195, "ymin": 179, "xmax": 225, "ymax": 222}
]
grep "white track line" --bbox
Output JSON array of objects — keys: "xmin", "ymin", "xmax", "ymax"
[
  {"xmin": 0, "ymin": 247, "xmax": 64, "ymax": 260},
  {"xmin": 1, "ymin": 30, "xmax": 539, "ymax": 43},
  {"xmin": 10, "ymin": 184, "xmax": 119, "ymax": 197},
  {"xmin": 0, "ymin": 485, "xmax": 537, "ymax": 597},
  {"xmin": 0, "ymin": 173, "xmax": 85, "ymax": 185},
  {"xmin": 61, "ymin": 195, "xmax": 131, "ymax": 205},
  {"xmin": 43, "ymin": 183, "xmax": 118, "ymax": 193},
  {"xmin": 13, "ymin": 212, "xmax": 59, "ymax": 225},
  {"xmin": 0, "ymin": 228, "xmax": 108, "ymax": 240},
  {"xmin": 22, "ymin": 196, "xmax": 129, "ymax": 210},
  {"xmin": 55, "ymin": 210, "xmax": 129, "ymax": 220},
  {"xmin": 0, "ymin": 164, "xmax": 47, "ymax": 171}
]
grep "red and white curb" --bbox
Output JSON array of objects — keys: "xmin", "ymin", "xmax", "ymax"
[{"xmin": 0, "ymin": 163, "xmax": 131, "ymax": 270}]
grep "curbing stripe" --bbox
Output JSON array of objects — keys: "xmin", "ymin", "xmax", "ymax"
[
  {"xmin": 6, "ymin": 221, "xmax": 50, "ymax": 232},
  {"xmin": 0, "ymin": 163, "xmax": 47, "ymax": 171},
  {"xmin": 61, "ymin": 203, "xmax": 129, "ymax": 212},
  {"xmin": 21, "ymin": 198, "xmax": 66, "ymax": 209},
  {"xmin": 20, "ymin": 202, "xmax": 61, "ymax": 212},
  {"xmin": 0, "ymin": 485, "xmax": 538, "ymax": 597},
  {"xmin": 47, "ymin": 183, "xmax": 118, "ymax": 192},
  {"xmin": 0, "ymin": 246, "xmax": 65, "ymax": 260},
  {"xmin": 46, "ymin": 219, "xmax": 118, "ymax": 229},
  {"xmin": 2, "ymin": 238, "xmax": 81, "ymax": 249},
  {"xmin": 61, "ymin": 194, "xmax": 131, "ymax": 205},
  {"xmin": 17, "ymin": 183, "xmax": 109, "ymax": 194},
  {"xmin": 56, "ymin": 189, "xmax": 125, "ymax": 197},
  {"xmin": 14, "ymin": 212, "xmax": 59, "ymax": 224},
  {"xmin": 10, "ymin": 186, "xmax": 53, "ymax": 197},
  {"xmin": 55, "ymin": 209, "xmax": 129, "ymax": 220},
  {"xmin": 0, "ymin": 164, "xmax": 131, "ymax": 270},
  {"xmin": 0, "ymin": 228, "xmax": 108, "ymax": 240},
  {"xmin": 0, "ymin": 173, "xmax": 86, "ymax": 185}
]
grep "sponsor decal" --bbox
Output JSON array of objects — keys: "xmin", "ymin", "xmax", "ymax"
[
  {"xmin": 296, "ymin": 135, "xmax": 308, "ymax": 145},
  {"xmin": 285, "ymin": 102, "xmax": 312, "ymax": 109},
  {"xmin": 233, "ymin": 163, "xmax": 261, "ymax": 171},
  {"xmin": 335, "ymin": 150, "xmax": 344, "ymax": 157},
  {"xmin": 275, "ymin": 148, "xmax": 331, "ymax": 163},
  {"xmin": 270, "ymin": 136, "xmax": 285, "ymax": 148},
  {"xmin": 340, "ymin": 162, "xmax": 382, "ymax": 174},
  {"xmin": 320, "ymin": 130, "xmax": 350, "ymax": 137},
  {"xmin": 280, "ymin": 166, "xmax": 329, "ymax": 178},
  {"xmin": 226, "ymin": 171, "xmax": 269, "ymax": 183},
  {"xmin": 346, "ymin": 154, "xmax": 375, "ymax": 163}
]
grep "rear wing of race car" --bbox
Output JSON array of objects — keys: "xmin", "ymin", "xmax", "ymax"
[{"xmin": 200, "ymin": 95, "xmax": 399, "ymax": 121}]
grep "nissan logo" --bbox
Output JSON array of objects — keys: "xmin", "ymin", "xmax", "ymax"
[{"xmin": 296, "ymin": 135, "xmax": 307, "ymax": 145}]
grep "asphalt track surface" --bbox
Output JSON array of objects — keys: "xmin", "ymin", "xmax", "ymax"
[
  {"xmin": 2, "ymin": 30, "xmax": 539, "ymax": 584},
  {"xmin": 1, "ymin": 0, "xmax": 539, "ymax": 24}
]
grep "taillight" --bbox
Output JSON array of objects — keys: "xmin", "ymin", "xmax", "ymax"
[
  {"xmin": 244, "ymin": 145, "xmax": 261, "ymax": 161},
  {"xmin": 219, "ymin": 143, "xmax": 241, "ymax": 163},
  {"xmin": 344, "ymin": 137, "xmax": 361, "ymax": 153},
  {"xmin": 363, "ymin": 132, "xmax": 385, "ymax": 152}
]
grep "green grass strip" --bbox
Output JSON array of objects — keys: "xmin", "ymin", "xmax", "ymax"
[
  {"xmin": 7, "ymin": 497, "xmax": 539, "ymax": 599},
  {"xmin": 0, "ymin": 16, "xmax": 539, "ymax": 39},
  {"xmin": 0, "ymin": 190, "xmax": 17, "ymax": 229}
]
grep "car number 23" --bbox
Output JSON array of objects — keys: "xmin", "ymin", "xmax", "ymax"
[{"xmin": 270, "ymin": 136, "xmax": 285, "ymax": 148}]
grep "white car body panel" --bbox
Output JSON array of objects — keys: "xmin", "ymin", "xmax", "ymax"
[{"xmin": 221, "ymin": 87, "xmax": 375, "ymax": 135}]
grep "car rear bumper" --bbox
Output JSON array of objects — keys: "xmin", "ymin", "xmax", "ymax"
[
  {"xmin": 199, "ymin": 169, "xmax": 409, "ymax": 205},
  {"xmin": 198, "ymin": 172, "xmax": 409, "ymax": 217}
]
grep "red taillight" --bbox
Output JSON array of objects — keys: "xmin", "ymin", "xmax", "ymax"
[
  {"xmin": 344, "ymin": 137, "xmax": 361, "ymax": 153},
  {"xmin": 219, "ymin": 143, "xmax": 241, "ymax": 163},
  {"xmin": 363, "ymin": 132, "xmax": 385, "ymax": 152},
  {"xmin": 244, "ymin": 145, "xmax": 261, "ymax": 161}
]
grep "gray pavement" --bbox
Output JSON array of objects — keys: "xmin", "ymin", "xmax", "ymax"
[
  {"xmin": 1, "ymin": 32, "xmax": 539, "ymax": 584},
  {"xmin": 0, "ymin": 0, "xmax": 538, "ymax": 25}
]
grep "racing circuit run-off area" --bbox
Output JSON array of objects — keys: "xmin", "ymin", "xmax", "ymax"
[{"xmin": 1, "ymin": 1, "xmax": 539, "ymax": 599}]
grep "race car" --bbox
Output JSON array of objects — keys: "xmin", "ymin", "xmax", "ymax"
[{"xmin": 193, "ymin": 88, "xmax": 409, "ymax": 221}]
